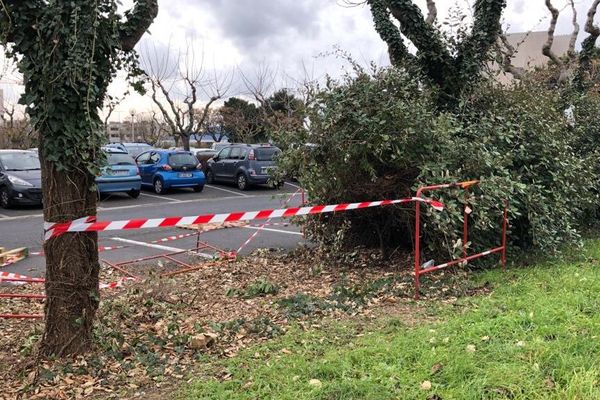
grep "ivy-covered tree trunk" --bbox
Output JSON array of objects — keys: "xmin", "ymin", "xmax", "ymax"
[
  {"xmin": 39, "ymin": 151, "xmax": 101, "ymax": 355},
  {"xmin": 367, "ymin": 0, "xmax": 506, "ymax": 108},
  {"xmin": 1, "ymin": 0, "xmax": 158, "ymax": 356}
]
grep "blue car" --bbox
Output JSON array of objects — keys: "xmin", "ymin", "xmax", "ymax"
[
  {"xmin": 135, "ymin": 150, "xmax": 205, "ymax": 194},
  {"xmin": 96, "ymin": 148, "xmax": 142, "ymax": 198}
]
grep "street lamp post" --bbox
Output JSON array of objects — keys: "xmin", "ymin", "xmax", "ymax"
[{"xmin": 129, "ymin": 109, "xmax": 136, "ymax": 142}]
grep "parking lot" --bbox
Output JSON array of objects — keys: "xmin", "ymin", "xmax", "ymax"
[{"xmin": 0, "ymin": 182, "xmax": 306, "ymax": 278}]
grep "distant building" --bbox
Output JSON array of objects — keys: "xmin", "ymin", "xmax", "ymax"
[
  {"xmin": 495, "ymin": 31, "xmax": 571, "ymax": 83},
  {"xmin": 106, "ymin": 121, "xmax": 144, "ymax": 143}
]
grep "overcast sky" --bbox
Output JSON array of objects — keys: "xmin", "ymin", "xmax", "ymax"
[{"xmin": 0, "ymin": 0, "xmax": 596, "ymax": 121}]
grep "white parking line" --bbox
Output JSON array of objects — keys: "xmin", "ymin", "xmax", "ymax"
[
  {"xmin": 110, "ymin": 237, "xmax": 184, "ymax": 252},
  {"xmin": 285, "ymin": 182, "xmax": 302, "ymax": 190},
  {"xmin": 206, "ymin": 185, "xmax": 250, "ymax": 197},
  {"xmin": 0, "ymin": 213, "xmax": 10, "ymax": 218},
  {"xmin": 109, "ymin": 237, "xmax": 215, "ymax": 259},
  {"xmin": 242, "ymin": 226, "xmax": 303, "ymax": 236},
  {"xmin": 140, "ymin": 193, "xmax": 182, "ymax": 202}
]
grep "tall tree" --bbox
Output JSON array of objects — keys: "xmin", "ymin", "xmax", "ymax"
[
  {"xmin": 221, "ymin": 97, "xmax": 263, "ymax": 143},
  {"xmin": 0, "ymin": 105, "xmax": 34, "ymax": 149},
  {"xmin": 497, "ymin": 0, "xmax": 600, "ymax": 90},
  {"xmin": 137, "ymin": 111, "xmax": 169, "ymax": 146},
  {"xmin": 0, "ymin": 0, "xmax": 158, "ymax": 356},
  {"xmin": 142, "ymin": 40, "xmax": 232, "ymax": 150},
  {"xmin": 366, "ymin": 0, "xmax": 506, "ymax": 107},
  {"xmin": 201, "ymin": 108, "xmax": 228, "ymax": 143}
]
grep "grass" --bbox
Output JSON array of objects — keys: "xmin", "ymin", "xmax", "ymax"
[{"xmin": 182, "ymin": 241, "xmax": 600, "ymax": 399}]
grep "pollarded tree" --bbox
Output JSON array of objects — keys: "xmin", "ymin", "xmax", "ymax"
[
  {"xmin": 365, "ymin": 0, "xmax": 506, "ymax": 107},
  {"xmin": 142, "ymin": 40, "xmax": 232, "ymax": 151},
  {"xmin": 0, "ymin": 0, "xmax": 158, "ymax": 356}
]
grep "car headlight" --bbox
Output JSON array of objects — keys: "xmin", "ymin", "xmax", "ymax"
[{"xmin": 7, "ymin": 175, "xmax": 33, "ymax": 187}]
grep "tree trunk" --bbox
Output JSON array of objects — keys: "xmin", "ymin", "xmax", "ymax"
[
  {"xmin": 39, "ymin": 136, "xmax": 100, "ymax": 357},
  {"xmin": 181, "ymin": 134, "xmax": 191, "ymax": 151}
]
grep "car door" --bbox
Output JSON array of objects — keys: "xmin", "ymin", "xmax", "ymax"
[
  {"xmin": 147, "ymin": 152, "xmax": 162, "ymax": 181},
  {"xmin": 212, "ymin": 147, "xmax": 230, "ymax": 180},
  {"xmin": 224, "ymin": 147, "xmax": 243, "ymax": 179},
  {"xmin": 0, "ymin": 159, "xmax": 7, "ymax": 188},
  {"xmin": 135, "ymin": 151, "xmax": 152, "ymax": 184}
]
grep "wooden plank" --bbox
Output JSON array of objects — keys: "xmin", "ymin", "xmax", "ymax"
[{"xmin": 0, "ymin": 247, "xmax": 29, "ymax": 265}]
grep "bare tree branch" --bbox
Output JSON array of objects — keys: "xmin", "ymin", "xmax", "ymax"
[
  {"xmin": 576, "ymin": 0, "xmax": 600, "ymax": 85},
  {"xmin": 584, "ymin": 0, "xmax": 600, "ymax": 44},
  {"xmin": 119, "ymin": 0, "xmax": 159, "ymax": 52},
  {"xmin": 425, "ymin": 0, "xmax": 437, "ymax": 24},
  {"xmin": 497, "ymin": 34, "xmax": 526, "ymax": 79},
  {"xmin": 102, "ymin": 94, "xmax": 126, "ymax": 128},
  {"xmin": 141, "ymin": 39, "xmax": 232, "ymax": 150},
  {"xmin": 567, "ymin": 0, "xmax": 579, "ymax": 58},
  {"xmin": 0, "ymin": 103, "xmax": 33, "ymax": 149},
  {"xmin": 542, "ymin": 0, "xmax": 564, "ymax": 67}
]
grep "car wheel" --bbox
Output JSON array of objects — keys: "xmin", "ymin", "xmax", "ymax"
[
  {"xmin": 237, "ymin": 173, "xmax": 248, "ymax": 191},
  {"xmin": 0, "ymin": 187, "xmax": 13, "ymax": 209},
  {"xmin": 193, "ymin": 185, "xmax": 204, "ymax": 193},
  {"xmin": 153, "ymin": 178, "xmax": 164, "ymax": 194},
  {"xmin": 206, "ymin": 169, "xmax": 215, "ymax": 184},
  {"xmin": 129, "ymin": 189, "xmax": 141, "ymax": 199}
]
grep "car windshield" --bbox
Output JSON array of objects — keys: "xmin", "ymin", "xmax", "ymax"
[
  {"xmin": 168, "ymin": 153, "xmax": 197, "ymax": 166},
  {"xmin": 0, "ymin": 152, "xmax": 41, "ymax": 171},
  {"xmin": 106, "ymin": 152, "xmax": 135, "ymax": 166},
  {"xmin": 254, "ymin": 147, "xmax": 281, "ymax": 161},
  {"xmin": 125, "ymin": 145, "xmax": 152, "ymax": 156},
  {"xmin": 213, "ymin": 143, "xmax": 229, "ymax": 152}
]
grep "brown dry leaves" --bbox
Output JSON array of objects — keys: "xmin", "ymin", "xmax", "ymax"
[{"xmin": 0, "ymin": 247, "xmax": 469, "ymax": 399}]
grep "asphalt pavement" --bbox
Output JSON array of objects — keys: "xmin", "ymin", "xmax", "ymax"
[{"xmin": 0, "ymin": 182, "xmax": 307, "ymax": 278}]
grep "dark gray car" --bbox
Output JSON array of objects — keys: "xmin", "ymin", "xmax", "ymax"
[
  {"xmin": 206, "ymin": 144, "xmax": 282, "ymax": 190},
  {"xmin": 0, "ymin": 150, "xmax": 43, "ymax": 208}
]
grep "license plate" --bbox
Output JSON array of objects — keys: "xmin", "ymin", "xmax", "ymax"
[
  {"xmin": 113, "ymin": 170, "xmax": 129, "ymax": 176},
  {"xmin": 179, "ymin": 172, "xmax": 193, "ymax": 178}
]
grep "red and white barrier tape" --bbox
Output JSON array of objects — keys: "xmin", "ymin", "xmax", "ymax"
[
  {"xmin": 0, "ymin": 270, "xmax": 135, "ymax": 290},
  {"xmin": 100, "ymin": 277, "xmax": 137, "ymax": 290},
  {"xmin": 236, "ymin": 188, "xmax": 305, "ymax": 254},
  {"xmin": 44, "ymin": 197, "xmax": 443, "ymax": 240}
]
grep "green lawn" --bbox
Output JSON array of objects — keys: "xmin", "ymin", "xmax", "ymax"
[{"xmin": 182, "ymin": 242, "xmax": 600, "ymax": 399}]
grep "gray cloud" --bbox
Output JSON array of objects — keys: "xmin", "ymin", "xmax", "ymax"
[
  {"xmin": 200, "ymin": 0, "xmax": 324, "ymax": 52},
  {"xmin": 512, "ymin": 0, "xmax": 524, "ymax": 14}
]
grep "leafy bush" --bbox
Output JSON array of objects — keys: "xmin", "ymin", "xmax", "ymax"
[
  {"xmin": 276, "ymin": 65, "xmax": 599, "ymax": 259},
  {"xmin": 226, "ymin": 278, "xmax": 280, "ymax": 299}
]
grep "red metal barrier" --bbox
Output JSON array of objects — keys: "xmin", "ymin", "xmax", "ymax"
[{"xmin": 414, "ymin": 180, "xmax": 508, "ymax": 299}]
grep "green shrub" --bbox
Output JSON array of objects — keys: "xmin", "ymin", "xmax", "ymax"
[
  {"xmin": 275, "ymin": 66, "xmax": 599, "ymax": 258},
  {"xmin": 226, "ymin": 278, "xmax": 280, "ymax": 299}
]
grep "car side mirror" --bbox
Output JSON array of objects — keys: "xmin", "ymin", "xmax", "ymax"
[{"xmin": 213, "ymin": 156, "xmax": 219, "ymax": 162}]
